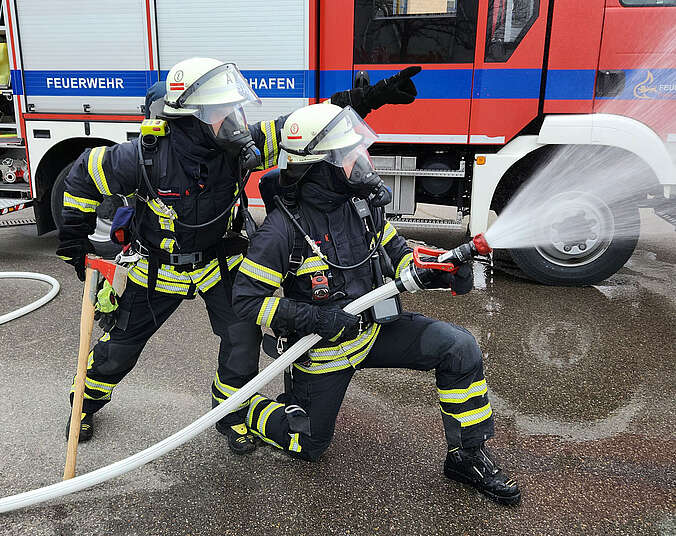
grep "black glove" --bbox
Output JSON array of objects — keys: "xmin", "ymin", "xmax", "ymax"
[
  {"xmin": 56, "ymin": 239, "xmax": 95, "ymax": 282},
  {"xmin": 330, "ymin": 66, "xmax": 421, "ymax": 118},
  {"xmin": 418, "ymin": 263, "xmax": 474, "ymax": 295},
  {"xmin": 312, "ymin": 305, "xmax": 361, "ymax": 341}
]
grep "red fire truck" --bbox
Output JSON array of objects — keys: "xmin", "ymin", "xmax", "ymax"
[{"xmin": 0, "ymin": 0, "xmax": 674, "ymax": 284}]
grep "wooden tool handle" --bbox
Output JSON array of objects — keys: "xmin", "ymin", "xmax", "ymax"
[{"xmin": 63, "ymin": 267, "xmax": 97, "ymax": 480}]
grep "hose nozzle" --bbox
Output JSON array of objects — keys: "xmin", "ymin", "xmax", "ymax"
[{"xmin": 437, "ymin": 233, "xmax": 492, "ymax": 266}]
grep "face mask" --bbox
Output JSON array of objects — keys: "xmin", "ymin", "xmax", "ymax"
[
  {"xmin": 342, "ymin": 152, "xmax": 392, "ymax": 207},
  {"xmin": 214, "ymin": 108, "xmax": 261, "ymax": 171}
]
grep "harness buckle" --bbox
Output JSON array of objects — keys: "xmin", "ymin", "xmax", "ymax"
[{"xmin": 169, "ymin": 251, "xmax": 203, "ymax": 266}]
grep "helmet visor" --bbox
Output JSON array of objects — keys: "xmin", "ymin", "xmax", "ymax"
[
  {"xmin": 179, "ymin": 63, "xmax": 261, "ymax": 125},
  {"xmin": 306, "ymin": 106, "xmax": 378, "ymax": 167}
]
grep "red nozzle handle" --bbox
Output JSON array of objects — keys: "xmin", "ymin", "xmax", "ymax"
[
  {"xmin": 472, "ymin": 233, "xmax": 492, "ymax": 255},
  {"xmin": 412, "ymin": 246, "xmax": 459, "ymax": 273}
]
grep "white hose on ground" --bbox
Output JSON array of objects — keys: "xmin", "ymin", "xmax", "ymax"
[
  {"xmin": 0, "ymin": 272, "xmax": 60, "ymax": 326},
  {"xmin": 0, "ymin": 278, "xmax": 408, "ymax": 513}
]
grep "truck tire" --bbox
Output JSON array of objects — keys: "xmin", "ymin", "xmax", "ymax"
[
  {"xmin": 507, "ymin": 190, "xmax": 640, "ymax": 286},
  {"xmin": 50, "ymin": 163, "xmax": 121, "ymax": 260}
]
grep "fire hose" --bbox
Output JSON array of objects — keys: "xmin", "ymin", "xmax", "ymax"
[
  {"xmin": 0, "ymin": 235, "xmax": 490, "ymax": 513},
  {"xmin": 0, "ymin": 272, "xmax": 60, "ymax": 326}
]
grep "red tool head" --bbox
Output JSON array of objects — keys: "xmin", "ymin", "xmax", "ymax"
[
  {"xmin": 472, "ymin": 233, "xmax": 492, "ymax": 256},
  {"xmin": 85, "ymin": 255, "xmax": 128, "ymax": 295}
]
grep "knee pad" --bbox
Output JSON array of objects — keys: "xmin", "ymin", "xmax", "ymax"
[{"xmin": 421, "ymin": 322, "xmax": 482, "ymax": 375}]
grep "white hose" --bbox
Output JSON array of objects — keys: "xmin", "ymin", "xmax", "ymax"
[
  {"xmin": 0, "ymin": 279, "xmax": 404, "ymax": 513},
  {"xmin": 0, "ymin": 272, "xmax": 60, "ymax": 326}
]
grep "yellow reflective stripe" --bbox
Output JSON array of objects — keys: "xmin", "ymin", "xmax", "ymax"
[
  {"xmin": 250, "ymin": 429, "xmax": 284, "ymax": 449},
  {"xmin": 256, "ymin": 297, "xmax": 280, "ymax": 327},
  {"xmin": 197, "ymin": 270, "xmax": 222, "ymax": 293},
  {"xmin": 246, "ymin": 394, "xmax": 267, "ymax": 428},
  {"xmin": 160, "ymin": 238, "xmax": 175, "ymax": 253},
  {"xmin": 159, "ymin": 217, "xmax": 175, "ymax": 232},
  {"xmin": 328, "ymin": 327, "xmax": 344, "ymax": 343},
  {"xmin": 380, "ymin": 222, "xmax": 397, "ymax": 246},
  {"xmin": 256, "ymin": 401, "xmax": 283, "ymax": 436},
  {"xmin": 63, "ymin": 192, "xmax": 100, "ymax": 213},
  {"xmin": 261, "ymin": 120, "xmax": 278, "ymax": 169},
  {"xmin": 212, "ymin": 374, "xmax": 249, "ymax": 409},
  {"xmin": 147, "ymin": 199, "xmax": 174, "ymax": 218},
  {"xmin": 438, "ymin": 379, "xmax": 487, "ymax": 404},
  {"xmin": 308, "ymin": 323, "xmax": 379, "ymax": 360},
  {"xmin": 296, "ymin": 256, "xmax": 329, "ymax": 277},
  {"xmin": 228, "ymin": 184, "xmax": 240, "ymax": 229},
  {"xmin": 441, "ymin": 402, "xmax": 493, "ymax": 427},
  {"xmin": 57, "ymin": 255, "xmax": 73, "ymax": 261},
  {"xmin": 87, "ymin": 146, "xmax": 111, "ymax": 195},
  {"xmin": 293, "ymin": 359, "xmax": 352, "ymax": 374},
  {"xmin": 239, "ymin": 258, "xmax": 283, "ymax": 288},
  {"xmin": 127, "ymin": 268, "xmax": 190, "ymax": 295},
  {"xmin": 395, "ymin": 252, "xmax": 413, "ymax": 278},
  {"xmin": 227, "ymin": 254, "xmax": 243, "ymax": 271},
  {"xmin": 288, "ymin": 433, "xmax": 302, "ymax": 452}
]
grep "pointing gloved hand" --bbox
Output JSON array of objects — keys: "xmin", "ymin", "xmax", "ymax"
[
  {"xmin": 330, "ymin": 66, "xmax": 422, "ymax": 118},
  {"xmin": 56, "ymin": 239, "xmax": 95, "ymax": 282},
  {"xmin": 94, "ymin": 280, "xmax": 119, "ymax": 332},
  {"xmin": 418, "ymin": 263, "xmax": 474, "ymax": 295},
  {"xmin": 312, "ymin": 305, "xmax": 361, "ymax": 341}
]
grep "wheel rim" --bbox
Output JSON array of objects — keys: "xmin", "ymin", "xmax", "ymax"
[{"xmin": 534, "ymin": 191, "xmax": 615, "ymax": 268}]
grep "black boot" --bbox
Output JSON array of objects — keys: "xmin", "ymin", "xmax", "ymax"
[
  {"xmin": 65, "ymin": 412, "xmax": 94, "ymax": 442},
  {"xmin": 444, "ymin": 444, "xmax": 521, "ymax": 505},
  {"xmin": 216, "ymin": 422, "xmax": 257, "ymax": 455}
]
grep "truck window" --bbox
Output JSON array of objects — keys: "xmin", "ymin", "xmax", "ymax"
[
  {"xmin": 620, "ymin": 0, "xmax": 676, "ymax": 5},
  {"xmin": 485, "ymin": 0, "xmax": 538, "ymax": 62},
  {"xmin": 354, "ymin": 0, "xmax": 479, "ymax": 64}
]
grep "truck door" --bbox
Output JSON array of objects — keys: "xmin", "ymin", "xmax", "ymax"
[
  {"xmin": 16, "ymin": 0, "xmax": 152, "ymax": 114},
  {"xmin": 594, "ymin": 0, "xmax": 676, "ymax": 143},
  {"xmin": 469, "ymin": 0, "xmax": 550, "ymax": 145},
  {"xmin": 348, "ymin": 0, "xmax": 480, "ymax": 144}
]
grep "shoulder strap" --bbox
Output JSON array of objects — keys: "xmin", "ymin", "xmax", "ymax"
[{"xmin": 274, "ymin": 196, "xmax": 307, "ymax": 277}]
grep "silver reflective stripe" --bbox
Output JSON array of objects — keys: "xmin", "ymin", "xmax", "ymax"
[
  {"xmin": 246, "ymin": 395, "xmax": 267, "ymax": 427},
  {"xmin": 294, "ymin": 358, "xmax": 352, "ymax": 374},
  {"xmin": 308, "ymin": 324, "xmax": 379, "ymax": 360},
  {"xmin": 288, "ymin": 433, "xmax": 302, "ymax": 452},
  {"xmin": 438, "ymin": 380, "xmax": 487, "ymax": 403},
  {"xmin": 63, "ymin": 192, "xmax": 99, "ymax": 213},
  {"xmin": 447, "ymin": 403, "xmax": 493, "ymax": 427},
  {"xmin": 227, "ymin": 254, "xmax": 244, "ymax": 271},
  {"xmin": 257, "ymin": 297, "xmax": 280, "ymax": 328},
  {"xmin": 88, "ymin": 147, "xmax": 111, "ymax": 195},
  {"xmin": 381, "ymin": 222, "xmax": 397, "ymax": 246},
  {"xmin": 134, "ymin": 259, "xmax": 192, "ymax": 283},
  {"xmin": 128, "ymin": 268, "xmax": 190, "ymax": 294},
  {"xmin": 159, "ymin": 217, "xmax": 175, "ymax": 232},
  {"xmin": 256, "ymin": 401, "xmax": 283, "ymax": 435},
  {"xmin": 197, "ymin": 270, "xmax": 222, "ymax": 292},
  {"xmin": 240, "ymin": 258, "xmax": 283, "ymax": 287},
  {"xmin": 296, "ymin": 256, "xmax": 329, "ymax": 276},
  {"xmin": 263, "ymin": 121, "xmax": 275, "ymax": 168}
]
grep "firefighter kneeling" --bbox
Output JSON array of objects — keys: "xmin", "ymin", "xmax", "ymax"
[{"xmin": 232, "ymin": 103, "xmax": 521, "ymax": 506}]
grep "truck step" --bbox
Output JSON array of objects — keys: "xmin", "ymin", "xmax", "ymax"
[
  {"xmin": 0, "ymin": 217, "xmax": 35, "ymax": 227},
  {"xmin": 0, "ymin": 182, "xmax": 31, "ymax": 200},
  {"xmin": 388, "ymin": 216, "xmax": 465, "ymax": 232},
  {"xmin": 0, "ymin": 197, "xmax": 32, "ymax": 215}
]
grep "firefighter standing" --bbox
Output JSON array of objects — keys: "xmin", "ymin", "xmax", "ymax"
[
  {"xmin": 57, "ymin": 58, "xmax": 422, "ymax": 454},
  {"xmin": 232, "ymin": 103, "xmax": 521, "ymax": 505}
]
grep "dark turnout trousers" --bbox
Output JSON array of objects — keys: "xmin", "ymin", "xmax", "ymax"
[
  {"xmin": 246, "ymin": 312, "xmax": 494, "ymax": 461},
  {"xmin": 69, "ymin": 277, "xmax": 261, "ymax": 427}
]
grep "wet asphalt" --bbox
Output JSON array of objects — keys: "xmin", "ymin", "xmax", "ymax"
[{"xmin": 0, "ymin": 208, "xmax": 674, "ymax": 536}]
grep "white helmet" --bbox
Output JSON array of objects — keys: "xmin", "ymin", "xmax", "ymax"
[
  {"xmin": 278, "ymin": 103, "xmax": 378, "ymax": 186},
  {"xmin": 162, "ymin": 57, "xmax": 260, "ymax": 124}
]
